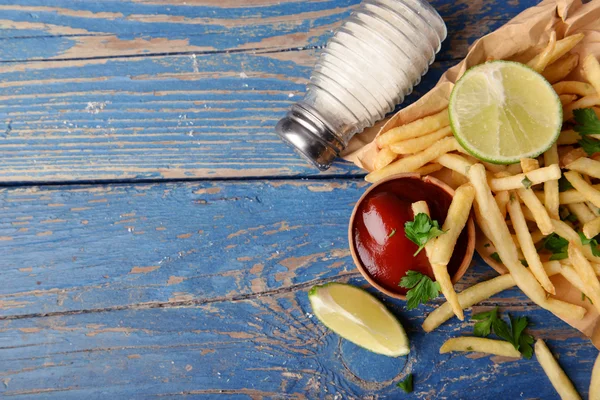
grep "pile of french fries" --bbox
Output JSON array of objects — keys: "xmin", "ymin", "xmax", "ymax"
[{"xmin": 368, "ymin": 32, "xmax": 600, "ymax": 398}]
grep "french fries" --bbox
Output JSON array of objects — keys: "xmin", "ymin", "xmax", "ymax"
[
  {"xmin": 566, "ymin": 157, "xmax": 600, "ymax": 179},
  {"xmin": 543, "ymin": 53, "xmax": 579, "ymax": 84},
  {"xmin": 557, "ymin": 129, "xmax": 580, "ymax": 145},
  {"xmin": 535, "ymin": 339, "xmax": 582, "ymax": 400},
  {"xmin": 529, "ymin": 32, "xmax": 556, "ymax": 72},
  {"xmin": 428, "ymin": 184, "xmax": 475, "ymax": 320},
  {"xmin": 544, "ymin": 144, "xmax": 560, "ymax": 219},
  {"xmin": 559, "ymin": 94, "xmax": 578, "ymax": 106},
  {"xmin": 563, "ymin": 95, "xmax": 600, "ymax": 121},
  {"xmin": 528, "ymin": 33, "xmax": 584, "ymax": 67},
  {"xmin": 495, "ymin": 191, "xmax": 510, "ymax": 219},
  {"xmin": 376, "ymin": 109, "xmax": 449, "ymax": 147},
  {"xmin": 435, "ymin": 153, "xmax": 474, "ymax": 175},
  {"xmin": 520, "ymin": 158, "xmax": 539, "ymax": 173},
  {"xmin": 553, "ymin": 81, "xmax": 597, "ymax": 96},
  {"xmin": 590, "ymin": 353, "xmax": 600, "ymax": 400},
  {"xmin": 583, "ymin": 54, "xmax": 600, "ymax": 98},
  {"xmin": 568, "ymin": 203, "xmax": 596, "ymax": 223},
  {"xmin": 517, "ymin": 188, "xmax": 555, "ymax": 235},
  {"xmin": 413, "ymin": 163, "xmax": 443, "ymax": 176},
  {"xmin": 564, "ymin": 171, "xmax": 600, "ymax": 208},
  {"xmin": 584, "ymin": 216, "xmax": 600, "ymax": 240},
  {"xmin": 373, "ymin": 147, "xmax": 397, "ymax": 171},
  {"xmin": 366, "ymin": 137, "xmax": 458, "ymax": 182},
  {"xmin": 489, "ymin": 165, "xmax": 561, "ymax": 191},
  {"xmin": 389, "ymin": 126, "xmax": 452, "ymax": 155},
  {"xmin": 508, "ymin": 196, "xmax": 555, "ymax": 294},
  {"xmin": 440, "ymin": 337, "xmax": 521, "ymax": 358},
  {"xmin": 423, "ymin": 262, "xmax": 562, "ymax": 332},
  {"xmin": 552, "ymin": 219, "xmax": 600, "ymax": 265},
  {"xmin": 568, "ymin": 243, "xmax": 600, "ymax": 313}
]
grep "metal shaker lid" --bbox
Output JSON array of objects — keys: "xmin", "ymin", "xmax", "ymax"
[{"xmin": 275, "ymin": 104, "xmax": 343, "ymax": 171}]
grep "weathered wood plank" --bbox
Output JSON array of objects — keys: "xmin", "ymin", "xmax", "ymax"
[
  {"xmin": 0, "ymin": 0, "xmax": 537, "ymax": 62},
  {"xmin": 0, "ymin": 0, "xmax": 539, "ymax": 183}
]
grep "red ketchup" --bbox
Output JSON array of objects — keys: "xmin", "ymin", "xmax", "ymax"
[{"xmin": 352, "ymin": 178, "xmax": 469, "ymax": 295}]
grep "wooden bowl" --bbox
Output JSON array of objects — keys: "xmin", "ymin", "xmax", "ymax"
[{"xmin": 348, "ymin": 173, "xmax": 476, "ymax": 300}]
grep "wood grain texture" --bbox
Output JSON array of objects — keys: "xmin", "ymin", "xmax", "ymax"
[
  {"xmin": 0, "ymin": 0, "xmax": 539, "ymax": 183},
  {"xmin": 0, "ymin": 179, "xmax": 596, "ymax": 399}
]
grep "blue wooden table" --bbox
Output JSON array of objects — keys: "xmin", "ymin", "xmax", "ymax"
[{"xmin": 0, "ymin": 1, "xmax": 596, "ymax": 398}]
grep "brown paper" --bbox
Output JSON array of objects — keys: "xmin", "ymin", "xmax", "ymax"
[{"xmin": 342, "ymin": 0, "xmax": 600, "ymax": 347}]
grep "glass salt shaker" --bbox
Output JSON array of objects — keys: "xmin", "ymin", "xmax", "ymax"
[{"xmin": 275, "ymin": 0, "xmax": 447, "ymax": 170}]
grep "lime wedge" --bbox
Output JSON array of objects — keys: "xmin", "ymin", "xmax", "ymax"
[
  {"xmin": 308, "ymin": 283, "xmax": 409, "ymax": 357},
  {"xmin": 449, "ymin": 61, "xmax": 562, "ymax": 164}
]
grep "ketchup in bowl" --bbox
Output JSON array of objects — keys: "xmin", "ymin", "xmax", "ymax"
[{"xmin": 351, "ymin": 175, "xmax": 470, "ymax": 296}]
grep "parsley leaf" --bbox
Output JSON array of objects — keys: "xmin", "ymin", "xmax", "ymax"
[
  {"xmin": 582, "ymin": 292, "xmax": 594, "ymax": 304},
  {"xmin": 388, "ymin": 229, "xmax": 396, "ymax": 238},
  {"xmin": 484, "ymin": 243, "xmax": 491, "ymax": 248},
  {"xmin": 574, "ymin": 108, "xmax": 600, "ymax": 136},
  {"xmin": 472, "ymin": 307, "xmax": 498, "ymax": 337},
  {"xmin": 397, "ymin": 374, "xmax": 413, "ymax": 393},
  {"xmin": 521, "ymin": 176, "xmax": 533, "ymax": 189},
  {"xmin": 399, "ymin": 270, "xmax": 440, "ymax": 310},
  {"xmin": 558, "ymin": 175, "xmax": 573, "ymax": 192},
  {"xmin": 579, "ymin": 231, "xmax": 600, "ymax": 257},
  {"xmin": 404, "ymin": 213, "xmax": 446, "ymax": 256},
  {"xmin": 490, "ymin": 252, "xmax": 502, "ymax": 263},
  {"xmin": 543, "ymin": 233, "xmax": 569, "ymax": 260},
  {"xmin": 471, "ymin": 310, "xmax": 534, "ymax": 358},
  {"xmin": 579, "ymin": 136, "xmax": 600, "ymax": 156},
  {"xmin": 520, "ymin": 259, "xmax": 529, "ymax": 267}
]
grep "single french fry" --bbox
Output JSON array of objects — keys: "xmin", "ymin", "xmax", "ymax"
[
  {"xmin": 561, "ymin": 147, "xmax": 587, "ymax": 167},
  {"xmin": 543, "ymin": 53, "xmax": 579, "ymax": 84},
  {"xmin": 495, "ymin": 191, "xmax": 510, "ymax": 219},
  {"xmin": 506, "ymin": 163, "xmax": 523, "ymax": 175},
  {"xmin": 389, "ymin": 126, "xmax": 452, "ymax": 155},
  {"xmin": 520, "ymin": 158, "xmax": 540, "ymax": 173},
  {"xmin": 423, "ymin": 262, "xmax": 562, "ymax": 332},
  {"xmin": 518, "ymin": 188, "xmax": 555, "ymax": 235},
  {"xmin": 430, "ymin": 185, "xmax": 475, "ymax": 320},
  {"xmin": 584, "ymin": 217, "xmax": 600, "ymax": 240},
  {"xmin": 568, "ymin": 242, "xmax": 600, "ymax": 313},
  {"xmin": 564, "ymin": 95, "xmax": 600, "ymax": 121},
  {"xmin": 553, "ymin": 81, "xmax": 597, "ymax": 96},
  {"xmin": 535, "ymin": 339, "xmax": 582, "ymax": 400},
  {"xmin": 528, "ymin": 32, "xmax": 557, "ymax": 72},
  {"xmin": 435, "ymin": 153, "xmax": 475, "ymax": 176},
  {"xmin": 480, "ymin": 161, "xmax": 506, "ymax": 173},
  {"xmin": 557, "ymin": 129, "xmax": 580, "ymax": 145},
  {"xmin": 508, "ymin": 197, "xmax": 555, "ymax": 294},
  {"xmin": 583, "ymin": 54, "xmax": 600, "ymax": 98},
  {"xmin": 590, "ymin": 353, "xmax": 600, "ymax": 400},
  {"xmin": 551, "ymin": 185, "xmax": 600, "ymax": 204},
  {"xmin": 366, "ymin": 137, "xmax": 459, "ymax": 183},
  {"xmin": 559, "ymin": 94, "xmax": 578, "ymax": 106},
  {"xmin": 545, "ymin": 297, "xmax": 587, "ymax": 320},
  {"xmin": 413, "ymin": 163, "xmax": 443, "ymax": 176},
  {"xmin": 544, "ymin": 144, "xmax": 560, "ymax": 219},
  {"xmin": 489, "ymin": 165, "xmax": 561, "ymax": 191},
  {"xmin": 560, "ymin": 263, "xmax": 590, "ymax": 296},
  {"xmin": 373, "ymin": 147, "xmax": 397, "ymax": 171},
  {"xmin": 567, "ymin": 157, "xmax": 600, "ymax": 179},
  {"xmin": 564, "ymin": 171, "xmax": 600, "ymax": 208},
  {"xmin": 531, "ymin": 33, "xmax": 584, "ymax": 66},
  {"xmin": 568, "ymin": 203, "xmax": 596, "ymax": 223},
  {"xmin": 440, "ymin": 337, "xmax": 520, "ymax": 358},
  {"xmin": 376, "ymin": 109, "xmax": 449, "ymax": 147}
]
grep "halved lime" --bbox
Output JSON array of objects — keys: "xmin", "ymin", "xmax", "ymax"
[
  {"xmin": 449, "ymin": 61, "xmax": 562, "ymax": 164},
  {"xmin": 308, "ymin": 283, "xmax": 409, "ymax": 357}
]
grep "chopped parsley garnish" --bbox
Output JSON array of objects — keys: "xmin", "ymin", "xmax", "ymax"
[
  {"xmin": 484, "ymin": 243, "xmax": 491, "ymax": 248},
  {"xmin": 579, "ymin": 231, "xmax": 600, "ymax": 257},
  {"xmin": 471, "ymin": 307, "xmax": 534, "ymax": 359},
  {"xmin": 490, "ymin": 252, "xmax": 502, "ymax": 263},
  {"xmin": 582, "ymin": 292, "xmax": 594, "ymax": 304},
  {"xmin": 558, "ymin": 175, "xmax": 573, "ymax": 192},
  {"xmin": 521, "ymin": 176, "xmax": 533, "ymax": 189},
  {"xmin": 574, "ymin": 108, "xmax": 600, "ymax": 155},
  {"xmin": 543, "ymin": 233, "xmax": 569, "ymax": 260},
  {"xmin": 397, "ymin": 374, "xmax": 413, "ymax": 393},
  {"xmin": 399, "ymin": 270, "xmax": 440, "ymax": 310},
  {"xmin": 388, "ymin": 229, "xmax": 396, "ymax": 238},
  {"xmin": 520, "ymin": 259, "xmax": 529, "ymax": 267},
  {"xmin": 404, "ymin": 213, "xmax": 446, "ymax": 256}
]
